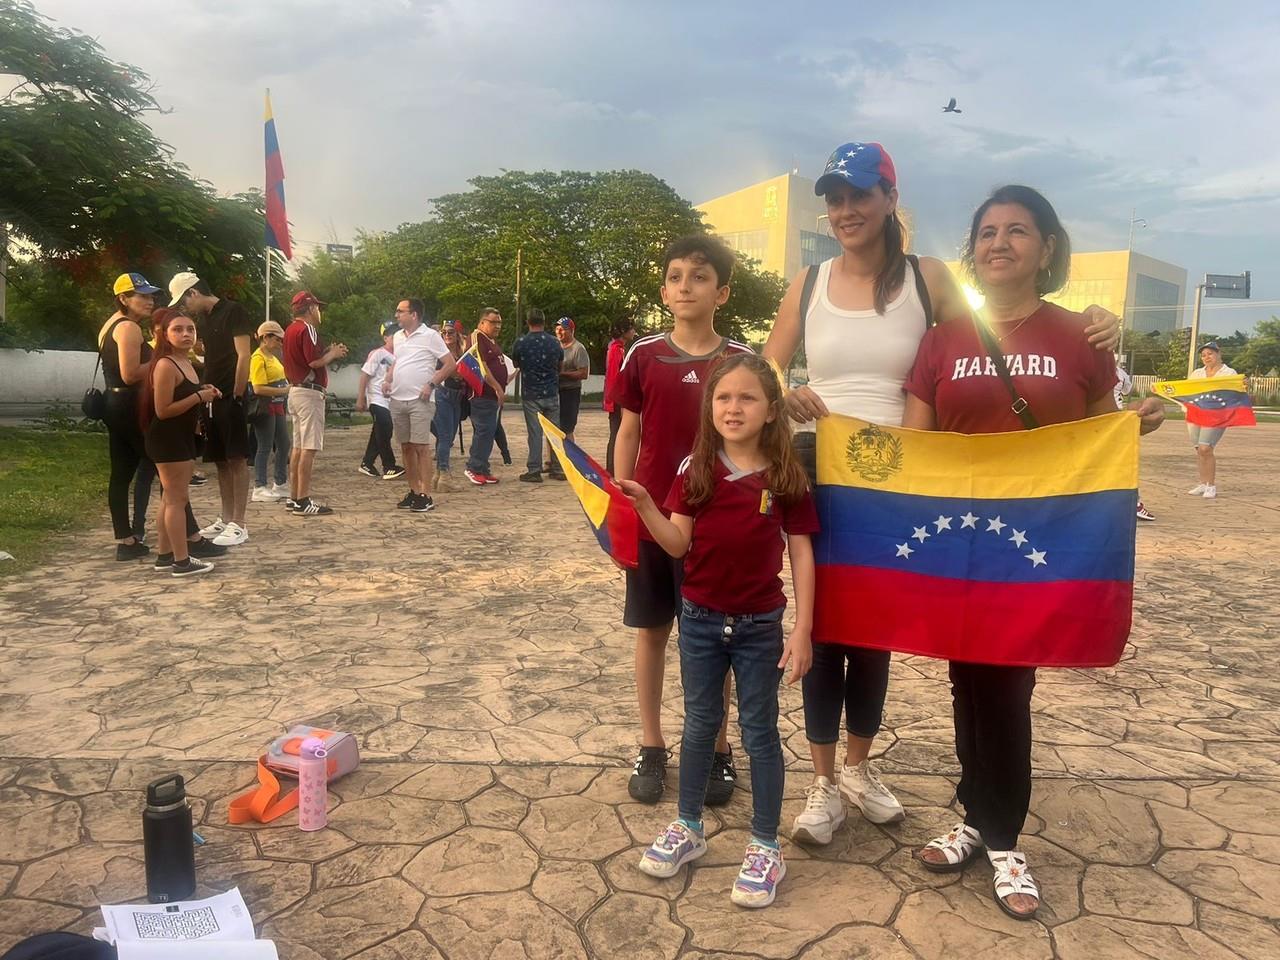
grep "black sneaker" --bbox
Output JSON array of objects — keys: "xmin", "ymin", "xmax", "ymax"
[
  {"xmin": 705, "ymin": 747, "xmax": 738, "ymax": 807},
  {"xmin": 547, "ymin": 470, "xmax": 567, "ymax": 481},
  {"xmin": 382, "ymin": 466, "xmax": 406, "ymax": 480},
  {"xmin": 171, "ymin": 557, "xmax": 214, "ymax": 577},
  {"xmin": 187, "ymin": 538, "xmax": 228, "ymax": 559},
  {"xmin": 284, "ymin": 498, "xmax": 300, "ymax": 510},
  {"xmin": 628, "ymin": 746, "xmax": 671, "ymax": 804},
  {"xmin": 519, "ymin": 471, "xmax": 543, "ymax": 483},
  {"xmin": 358, "ymin": 463, "xmax": 381, "ymax": 478},
  {"xmin": 397, "ymin": 491, "xmax": 416, "ymax": 509},
  {"xmin": 115, "ymin": 541, "xmax": 150, "ymax": 561},
  {"xmin": 501, "ymin": 452, "xmax": 513, "ymax": 465},
  {"xmin": 292, "ymin": 498, "xmax": 334, "ymax": 516},
  {"xmin": 410, "ymin": 494, "xmax": 436, "ymax": 513},
  {"xmin": 153, "ymin": 552, "xmax": 174, "ymax": 571},
  {"xmin": 189, "ymin": 473, "xmax": 208, "ymax": 486}
]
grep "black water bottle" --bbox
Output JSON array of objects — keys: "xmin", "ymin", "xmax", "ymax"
[{"xmin": 142, "ymin": 774, "xmax": 196, "ymax": 903}]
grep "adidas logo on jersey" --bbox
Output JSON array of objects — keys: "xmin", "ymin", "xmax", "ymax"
[{"xmin": 682, "ymin": 370, "xmax": 700, "ymax": 384}]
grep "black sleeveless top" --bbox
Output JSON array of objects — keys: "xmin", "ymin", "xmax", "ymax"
[
  {"xmin": 145, "ymin": 358, "xmax": 203, "ymax": 464},
  {"xmin": 100, "ymin": 316, "xmax": 153, "ymax": 390}
]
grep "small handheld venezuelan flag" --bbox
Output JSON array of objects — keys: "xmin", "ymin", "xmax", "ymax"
[
  {"xmin": 455, "ymin": 342, "xmax": 489, "ymax": 397},
  {"xmin": 1151, "ymin": 375, "xmax": 1255, "ymax": 428},
  {"xmin": 540, "ymin": 414, "xmax": 639, "ymax": 568}
]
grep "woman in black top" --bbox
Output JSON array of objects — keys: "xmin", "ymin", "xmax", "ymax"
[
  {"xmin": 143, "ymin": 309, "xmax": 221, "ymax": 577},
  {"xmin": 96, "ymin": 273, "xmax": 162, "ymax": 560}
]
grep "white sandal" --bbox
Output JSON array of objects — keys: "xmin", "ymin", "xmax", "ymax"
[
  {"xmin": 917, "ymin": 822, "xmax": 984, "ymax": 873},
  {"xmin": 988, "ymin": 850, "xmax": 1040, "ymax": 920}
]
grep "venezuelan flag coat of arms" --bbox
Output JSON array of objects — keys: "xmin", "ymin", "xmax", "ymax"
[{"xmin": 813, "ymin": 414, "xmax": 1139, "ymax": 667}]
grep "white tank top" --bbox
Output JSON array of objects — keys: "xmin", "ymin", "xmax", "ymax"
[{"xmin": 800, "ymin": 257, "xmax": 929, "ymax": 429}]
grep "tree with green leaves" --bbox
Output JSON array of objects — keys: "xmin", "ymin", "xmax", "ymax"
[
  {"xmin": 0, "ymin": 0, "xmax": 280, "ymax": 348},
  {"xmin": 1233, "ymin": 318, "xmax": 1280, "ymax": 375}
]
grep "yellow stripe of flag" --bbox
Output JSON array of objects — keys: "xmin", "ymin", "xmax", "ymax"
[
  {"xmin": 816, "ymin": 412, "xmax": 1139, "ymax": 499},
  {"xmin": 1152, "ymin": 374, "xmax": 1248, "ymax": 400},
  {"xmin": 540, "ymin": 414, "xmax": 610, "ymax": 527}
]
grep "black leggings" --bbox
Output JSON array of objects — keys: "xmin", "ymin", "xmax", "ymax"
[
  {"xmin": 606, "ymin": 407, "xmax": 622, "ymax": 475},
  {"xmin": 362, "ymin": 405, "xmax": 398, "ymax": 470},
  {"xmin": 952, "ymin": 662, "xmax": 1036, "ymax": 851},
  {"xmin": 801, "ymin": 643, "xmax": 891, "ymax": 741}
]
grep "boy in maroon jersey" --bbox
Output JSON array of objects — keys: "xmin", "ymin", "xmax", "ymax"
[{"xmin": 614, "ymin": 235, "xmax": 753, "ymax": 803}]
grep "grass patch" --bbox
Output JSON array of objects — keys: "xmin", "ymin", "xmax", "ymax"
[{"xmin": 0, "ymin": 426, "xmax": 110, "ymax": 573}]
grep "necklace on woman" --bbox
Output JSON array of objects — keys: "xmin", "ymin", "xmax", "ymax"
[{"xmin": 991, "ymin": 303, "xmax": 1043, "ymax": 343}]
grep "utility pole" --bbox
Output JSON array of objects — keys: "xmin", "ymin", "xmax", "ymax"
[
  {"xmin": 1186, "ymin": 283, "xmax": 1205, "ymax": 379},
  {"xmin": 0, "ymin": 222, "xmax": 8, "ymax": 324},
  {"xmin": 515, "ymin": 247, "xmax": 523, "ymax": 326},
  {"xmin": 1119, "ymin": 208, "xmax": 1146, "ymax": 361}
]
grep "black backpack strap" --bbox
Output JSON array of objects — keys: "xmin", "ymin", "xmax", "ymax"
[
  {"xmin": 797, "ymin": 265, "xmax": 819, "ymax": 344},
  {"xmin": 906, "ymin": 254, "xmax": 934, "ymax": 327},
  {"xmin": 974, "ymin": 320, "xmax": 1039, "ymax": 430}
]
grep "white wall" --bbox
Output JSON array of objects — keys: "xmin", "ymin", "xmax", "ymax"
[{"xmin": 0, "ymin": 348, "xmax": 607, "ymax": 415}]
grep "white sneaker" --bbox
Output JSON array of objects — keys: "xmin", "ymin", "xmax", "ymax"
[
  {"xmin": 212, "ymin": 522, "xmax": 248, "ymax": 546},
  {"xmin": 1202, "ymin": 485, "xmax": 1217, "ymax": 499},
  {"xmin": 251, "ymin": 487, "xmax": 275, "ymax": 503},
  {"xmin": 792, "ymin": 777, "xmax": 846, "ymax": 845},
  {"xmin": 839, "ymin": 759, "xmax": 905, "ymax": 824},
  {"xmin": 198, "ymin": 517, "xmax": 226, "ymax": 538},
  {"xmin": 270, "ymin": 483, "xmax": 289, "ymax": 498},
  {"xmin": 1187, "ymin": 484, "xmax": 1208, "ymax": 495}
]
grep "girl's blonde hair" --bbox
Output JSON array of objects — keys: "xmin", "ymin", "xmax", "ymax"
[{"xmin": 681, "ymin": 353, "xmax": 809, "ymax": 507}]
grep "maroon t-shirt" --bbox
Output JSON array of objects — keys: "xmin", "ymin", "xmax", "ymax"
[
  {"xmin": 616, "ymin": 333, "xmax": 753, "ymax": 538},
  {"xmin": 665, "ymin": 455, "xmax": 820, "ymax": 614},
  {"xmin": 283, "ymin": 320, "xmax": 327, "ymax": 388},
  {"xmin": 475, "ymin": 332, "xmax": 508, "ymax": 401},
  {"xmin": 904, "ymin": 303, "xmax": 1117, "ymax": 434}
]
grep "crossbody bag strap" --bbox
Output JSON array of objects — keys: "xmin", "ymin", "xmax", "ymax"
[
  {"xmin": 797, "ymin": 264, "xmax": 819, "ymax": 344},
  {"xmin": 905, "ymin": 254, "xmax": 935, "ymax": 327},
  {"xmin": 93, "ymin": 318, "xmax": 130, "ymax": 387},
  {"xmin": 974, "ymin": 320, "xmax": 1040, "ymax": 430}
]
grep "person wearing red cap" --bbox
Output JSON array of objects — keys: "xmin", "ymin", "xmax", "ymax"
[
  {"xmin": 762, "ymin": 142, "xmax": 1123, "ymax": 857},
  {"xmin": 282, "ymin": 291, "xmax": 348, "ymax": 515}
]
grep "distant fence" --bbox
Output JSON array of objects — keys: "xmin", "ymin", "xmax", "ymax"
[{"xmin": 1133, "ymin": 375, "xmax": 1280, "ymax": 405}]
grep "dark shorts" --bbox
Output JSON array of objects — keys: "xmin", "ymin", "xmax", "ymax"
[
  {"xmin": 794, "ymin": 431, "xmax": 817, "ymax": 485},
  {"xmin": 558, "ymin": 387, "xmax": 582, "ymax": 435},
  {"xmin": 203, "ymin": 396, "xmax": 251, "ymax": 463},
  {"xmin": 624, "ymin": 537, "xmax": 685, "ymax": 629}
]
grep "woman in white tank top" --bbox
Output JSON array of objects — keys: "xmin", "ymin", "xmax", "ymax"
[{"xmin": 761, "ymin": 141, "xmax": 1121, "ymax": 848}]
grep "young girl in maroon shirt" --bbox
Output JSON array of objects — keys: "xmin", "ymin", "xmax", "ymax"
[{"xmin": 619, "ymin": 353, "xmax": 819, "ymax": 909}]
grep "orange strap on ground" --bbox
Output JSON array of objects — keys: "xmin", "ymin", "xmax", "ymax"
[{"xmin": 227, "ymin": 756, "xmax": 299, "ymax": 824}]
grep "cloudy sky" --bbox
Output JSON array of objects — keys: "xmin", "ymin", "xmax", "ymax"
[{"xmin": 37, "ymin": 0, "xmax": 1280, "ymax": 332}]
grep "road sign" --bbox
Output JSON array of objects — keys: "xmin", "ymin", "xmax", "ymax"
[
  {"xmin": 326, "ymin": 243, "xmax": 353, "ymax": 261},
  {"xmin": 1205, "ymin": 271, "xmax": 1250, "ymax": 299}
]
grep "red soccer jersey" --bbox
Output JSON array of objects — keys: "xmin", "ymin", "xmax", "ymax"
[
  {"xmin": 616, "ymin": 333, "xmax": 753, "ymax": 537},
  {"xmin": 904, "ymin": 303, "xmax": 1117, "ymax": 435},
  {"xmin": 603, "ymin": 337, "xmax": 625, "ymax": 412},
  {"xmin": 283, "ymin": 319, "xmax": 327, "ymax": 388},
  {"xmin": 666, "ymin": 454, "xmax": 820, "ymax": 614}
]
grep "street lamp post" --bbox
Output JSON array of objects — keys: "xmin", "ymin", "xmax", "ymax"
[{"xmin": 1119, "ymin": 209, "xmax": 1146, "ymax": 361}]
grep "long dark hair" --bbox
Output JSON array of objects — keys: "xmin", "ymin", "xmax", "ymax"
[
  {"xmin": 961, "ymin": 184, "xmax": 1071, "ymax": 296},
  {"xmin": 681, "ymin": 353, "xmax": 808, "ymax": 507},
  {"xmin": 140, "ymin": 308, "xmax": 192, "ymax": 429},
  {"xmin": 874, "ymin": 179, "xmax": 908, "ymax": 315}
]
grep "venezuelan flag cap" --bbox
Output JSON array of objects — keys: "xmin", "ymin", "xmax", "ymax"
[
  {"xmin": 814, "ymin": 142, "xmax": 897, "ymax": 195},
  {"xmin": 112, "ymin": 272, "xmax": 162, "ymax": 296}
]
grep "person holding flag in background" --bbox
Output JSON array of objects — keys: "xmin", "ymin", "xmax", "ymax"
[
  {"xmin": 462, "ymin": 308, "xmax": 509, "ymax": 486},
  {"xmin": 1152, "ymin": 342, "xmax": 1255, "ymax": 500}
]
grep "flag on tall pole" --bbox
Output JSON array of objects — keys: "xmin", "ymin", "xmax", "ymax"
[{"xmin": 264, "ymin": 90, "xmax": 292, "ymax": 261}]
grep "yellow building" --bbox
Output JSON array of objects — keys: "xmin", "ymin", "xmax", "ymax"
[
  {"xmin": 944, "ymin": 250, "xmax": 1187, "ymax": 334},
  {"xmin": 696, "ymin": 173, "xmax": 840, "ymax": 282}
]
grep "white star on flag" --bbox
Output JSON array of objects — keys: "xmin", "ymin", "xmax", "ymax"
[
  {"xmin": 934, "ymin": 515, "xmax": 953, "ymax": 532},
  {"xmin": 846, "ymin": 149, "xmax": 857, "ymax": 157},
  {"xmin": 1009, "ymin": 529, "xmax": 1027, "ymax": 547},
  {"xmin": 987, "ymin": 516, "xmax": 1006, "ymax": 534},
  {"xmin": 896, "ymin": 543, "xmax": 914, "ymax": 558},
  {"xmin": 1026, "ymin": 549, "xmax": 1047, "ymax": 567},
  {"xmin": 960, "ymin": 512, "xmax": 979, "ymax": 529},
  {"xmin": 912, "ymin": 526, "xmax": 930, "ymax": 543},
  {"xmin": 837, "ymin": 159, "xmax": 848, "ymax": 168}
]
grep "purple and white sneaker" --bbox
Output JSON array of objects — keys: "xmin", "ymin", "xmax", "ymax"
[
  {"xmin": 637, "ymin": 820, "xmax": 707, "ymax": 879},
  {"xmin": 731, "ymin": 842, "xmax": 786, "ymax": 908}
]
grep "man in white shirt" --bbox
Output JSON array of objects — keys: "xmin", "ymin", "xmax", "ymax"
[
  {"xmin": 356, "ymin": 321, "xmax": 405, "ymax": 480},
  {"xmin": 383, "ymin": 299, "xmax": 456, "ymax": 513}
]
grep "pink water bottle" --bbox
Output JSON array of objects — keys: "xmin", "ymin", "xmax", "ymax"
[{"xmin": 297, "ymin": 736, "xmax": 328, "ymax": 831}]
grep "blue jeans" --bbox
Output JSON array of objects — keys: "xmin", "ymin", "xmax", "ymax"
[
  {"xmin": 253, "ymin": 413, "xmax": 291, "ymax": 487},
  {"xmin": 433, "ymin": 386, "xmax": 463, "ymax": 471},
  {"xmin": 466, "ymin": 396, "xmax": 500, "ymax": 475},
  {"xmin": 678, "ymin": 599, "xmax": 786, "ymax": 841},
  {"xmin": 521, "ymin": 394, "xmax": 560, "ymax": 473}
]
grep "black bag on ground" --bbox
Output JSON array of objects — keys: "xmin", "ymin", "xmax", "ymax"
[{"xmin": 0, "ymin": 933, "xmax": 116, "ymax": 960}]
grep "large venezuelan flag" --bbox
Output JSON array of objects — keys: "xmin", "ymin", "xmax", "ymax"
[
  {"xmin": 264, "ymin": 91, "xmax": 292, "ymax": 260},
  {"xmin": 1152, "ymin": 375, "xmax": 1255, "ymax": 428},
  {"xmin": 813, "ymin": 414, "xmax": 1138, "ymax": 667},
  {"xmin": 540, "ymin": 414, "xmax": 639, "ymax": 569},
  {"xmin": 455, "ymin": 342, "xmax": 488, "ymax": 397}
]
